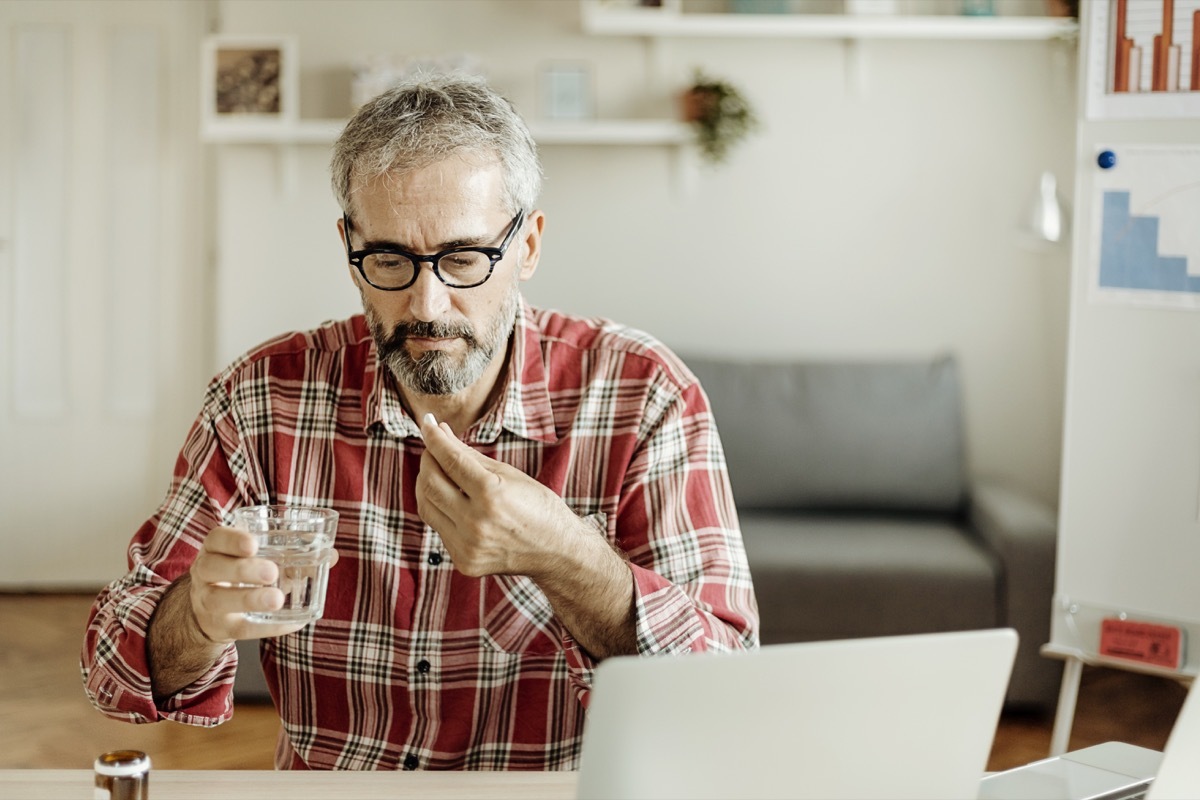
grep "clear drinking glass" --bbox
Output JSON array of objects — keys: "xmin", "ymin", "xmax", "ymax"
[{"xmin": 233, "ymin": 505, "xmax": 338, "ymax": 625}]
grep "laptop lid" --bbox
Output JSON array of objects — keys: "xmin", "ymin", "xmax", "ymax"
[
  {"xmin": 576, "ymin": 628, "xmax": 1018, "ymax": 800},
  {"xmin": 1147, "ymin": 678, "xmax": 1200, "ymax": 799}
]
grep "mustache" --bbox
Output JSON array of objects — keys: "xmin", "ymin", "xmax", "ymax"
[{"xmin": 383, "ymin": 319, "xmax": 478, "ymax": 350}]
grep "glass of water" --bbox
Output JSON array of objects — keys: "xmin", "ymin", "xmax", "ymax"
[{"xmin": 233, "ymin": 505, "xmax": 338, "ymax": 625}]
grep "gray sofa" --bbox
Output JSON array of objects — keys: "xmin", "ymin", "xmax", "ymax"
[
  {"xmin": 234, "ymin": 354, "xmax": 1059, "ymax": 709},
  {"xmin": 685, "ymin": 354, "xmax": 1061, "ymax": 709}
]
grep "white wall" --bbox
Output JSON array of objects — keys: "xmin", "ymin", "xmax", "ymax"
[
  {"xmin": 212, "ymin": 0, "xmax": 1075, "ymax": 507},
  {"xmin": 0, "ymin": 0, "xmax": 212, "ymax": 587}
]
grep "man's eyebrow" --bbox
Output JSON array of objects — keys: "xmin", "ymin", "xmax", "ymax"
[{"xmin": 355, "ymin": 229, "xmax": 492, "ymax": 252}]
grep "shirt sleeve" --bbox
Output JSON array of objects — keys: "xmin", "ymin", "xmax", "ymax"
[
  {"xmin": 81, "ymin": 380, "xmax": 263, "ymax": 726},
  {"xmin": 625, "ymin": 377, "xmax": 759, "ymax": 654},
  {"xmin": 563, "ymin": 375, "xmax": 760, "ymax": 699}
]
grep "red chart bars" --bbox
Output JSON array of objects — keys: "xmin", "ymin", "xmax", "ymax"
[
  {"xmin": 1193, "ymin": 8, "xmax": 1200, "ymax": 90},
  {"xmin": 1111, "ymin": 0, "xmax": 1200, "ymax": 93}
]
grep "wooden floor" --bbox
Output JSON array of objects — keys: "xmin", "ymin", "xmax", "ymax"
[{"xmin": 0, "ymin": 593, "xmax": 1188, "ymax": 771}]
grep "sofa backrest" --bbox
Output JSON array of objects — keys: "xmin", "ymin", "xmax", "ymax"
[{"xmin": 684, "ymin": 355, "xmax": 967, "ymax": 514}]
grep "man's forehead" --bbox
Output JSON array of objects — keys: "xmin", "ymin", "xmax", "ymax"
[{"xmin": 349, "ymin": 153, "xmax": 504, "ymax": 214}]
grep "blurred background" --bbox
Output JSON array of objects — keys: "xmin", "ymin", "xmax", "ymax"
[
  {"xmin": 5, "ymin": 0, "xmax": 1140, "ymax": 773},
  {"xmin": 0, "ymin": 0, "xmax": 1074, "ymax": 589}
]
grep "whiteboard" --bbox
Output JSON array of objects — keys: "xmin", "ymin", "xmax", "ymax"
[{"xmin": 1053, "ymin": 135, "xmax": 1200, "ymax": 675}]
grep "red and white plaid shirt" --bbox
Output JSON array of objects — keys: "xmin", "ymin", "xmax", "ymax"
[{"xmin": 82, "ymin": 299, "xmax": 758, "ymax": 770}]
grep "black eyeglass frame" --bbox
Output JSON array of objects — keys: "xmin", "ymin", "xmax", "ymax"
[{"xmin": 342, "ymin": 209, "xmax": 526, "ymax": 291}]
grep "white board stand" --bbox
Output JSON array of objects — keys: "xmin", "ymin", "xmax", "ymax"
[
  {"xmin": 1042, "ymin": 643, "xmax": 1196, "ymax": 755},
  {"xmin": 1048, "ymin": 1, "xmax": 1200, "ymax": 761}
]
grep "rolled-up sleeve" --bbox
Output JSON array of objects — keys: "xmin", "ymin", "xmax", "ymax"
[
  {"xmin": 624, "ymin": 379, "xmax": 758, "ymax": 656},
  {"xmin": 82, "ymin": 571, "xmax": 237, "ymax": 725},
  {"xmin": 564, "ymin": 375, "xmax": 759, "ymax": 701}
]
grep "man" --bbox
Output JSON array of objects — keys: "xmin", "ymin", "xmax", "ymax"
[{"xmin": 82, "ymin": 74, "xmax": 758, "ymax": 770}]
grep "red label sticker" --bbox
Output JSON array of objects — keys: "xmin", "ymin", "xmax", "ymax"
[{"xmin": 1099, "ymin": 618, "xmax": 1184, "ymax": 670}]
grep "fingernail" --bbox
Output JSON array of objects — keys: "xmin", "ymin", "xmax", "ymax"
[{"xmin": 423, "ymin": 412, "xmax": 437, "ymax": 426}]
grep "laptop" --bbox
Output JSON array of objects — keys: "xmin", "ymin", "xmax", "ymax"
[
  {"xmin": 978, "ymin": 674, "xmax": 1200, "ymax": 800},
  {"xmin": 978, "ymin": 743, "xmax": 1162, "ymax": 800},
  {"xmin": 576, "ymin": 628, "xmax": 1018, "ymax": 800},
  {"xmin": 1151, "ymin": 675, "xmax": 1200, "ymax": 799}
]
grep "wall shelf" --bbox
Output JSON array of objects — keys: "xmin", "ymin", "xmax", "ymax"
[
  {"xmin": 530, "ymin": 119, "xmax": 690, "ymax": 145},
  {"xmin": 580, "ymin": 3, "xmax": 1079, "ymax": 41},
  {"xmin": 202, "ymin": 118, "xmax": 691, "ymax": 147},
  {"xmin": 202, "ymin": 120, "xmax": 346, "ymax": 145}
]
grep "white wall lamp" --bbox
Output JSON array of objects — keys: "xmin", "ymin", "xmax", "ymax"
[{"xmin": 1020, "ymin": 171, "xmax": 1070, "ymax": 251}]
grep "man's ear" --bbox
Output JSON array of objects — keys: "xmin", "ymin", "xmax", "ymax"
[
  {"xmin": 337, "ymin": 216, "xmax": 361, "ymax": 287},
  {"xmin": 518, "ymin": 210, "xmax": 545, "ymax": 282}
]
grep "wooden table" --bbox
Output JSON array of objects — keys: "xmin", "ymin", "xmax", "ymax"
[{"xmin": 0, "ymin": 769, "xmax": 579, "ymax": 799}]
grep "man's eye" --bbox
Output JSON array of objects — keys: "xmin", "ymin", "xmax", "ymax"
[{"xmin": 443, "ymin": 255, "xmax": 477, "ymax": 269}]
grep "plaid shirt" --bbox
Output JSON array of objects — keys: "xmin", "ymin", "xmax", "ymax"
[{"xmin": 82, "ymin": 298, "xmax": 758, "ymax": 770}]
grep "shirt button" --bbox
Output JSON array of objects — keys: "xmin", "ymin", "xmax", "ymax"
[
  {"xmin": 417, "ymin": 659, "xmax": 431, "ymax": 674},
  {"xmin": 403, "ymin": 754, "xmax": 419, "ymax": 770},
  {"xmin": 427, "ymin": 552, "xmax": 442, "ymax": 566}
]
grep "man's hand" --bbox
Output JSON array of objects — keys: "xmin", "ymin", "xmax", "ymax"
[
  {"xmin": 415, "ymin": 413, "xmax": 584, "ymax": 578},
  {"xmin": 148, "ymin": 525, "xmax": 339, "ymax": 699},
  {"xmin": 416, "ymin": 413, "xmax": 638, "ymax": 659},
  {"xmin": 187, "ymin": 526, "xmax": 309, "ymax": 643}
]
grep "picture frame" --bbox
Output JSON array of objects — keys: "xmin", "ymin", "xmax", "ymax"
[
  {"xmin": 1084, "ymin": 0, "xmax": 1200, "ymax": 120},
  {"xmin": 540, "ymin": 62, "xmax": 593, "ymax": 121},
  {"xmin": 201, "ymin": 35, "xmax": 299, "ymax": 136}
]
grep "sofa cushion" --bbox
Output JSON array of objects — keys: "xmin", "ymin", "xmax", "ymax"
[
  {"xmin": 685, "ymin": 355, "xmax": 967, "ymax": 513},
  {"xmin": 739, "ymin": 512, "xmax": 999, "ymax": 643}
]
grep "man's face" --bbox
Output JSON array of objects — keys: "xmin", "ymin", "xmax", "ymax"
[{"xmin": 340, "ymin": 154, "xmax": 541, "ymax": 397}]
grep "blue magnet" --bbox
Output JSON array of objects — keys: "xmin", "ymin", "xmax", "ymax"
[{"xmin": 1097, "ymin": 150, "xmax": 1117, "ymax": 170}]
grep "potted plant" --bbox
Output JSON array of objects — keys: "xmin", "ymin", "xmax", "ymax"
[{"xmin": 680, "ymin": 69, "xmax": 760, "ymax": 165}]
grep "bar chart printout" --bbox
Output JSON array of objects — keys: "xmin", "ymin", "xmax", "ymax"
[
  {"xmin": 1091, "ymin": 147, "xmax": 1200, "ymax": 310},
  {"xmin": 1110, "ymin": 0, "xmax": 1200, "ymax": 93},
  {"xmin": 1087, "ymin": 0, "xmax": 1200, "ymax": 118}
]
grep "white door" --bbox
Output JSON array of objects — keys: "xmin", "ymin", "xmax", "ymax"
[{"xmin": 0, "ymin": 0, "xmax": 210, "ymax": 587}]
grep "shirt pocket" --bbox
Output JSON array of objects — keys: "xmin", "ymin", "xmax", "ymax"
[{"xmin": 479, "ymin": 573, "xmax": 561, "ymax": 655}]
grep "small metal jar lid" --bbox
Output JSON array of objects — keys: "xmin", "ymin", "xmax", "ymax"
[{"xmin": 94, "ymin": 750, "xmax": 151, "ymax": 777}]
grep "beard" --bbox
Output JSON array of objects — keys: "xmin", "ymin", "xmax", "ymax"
[{"xmin": 365, "ymin": 285, "xmax": 520, "ymax": 396}]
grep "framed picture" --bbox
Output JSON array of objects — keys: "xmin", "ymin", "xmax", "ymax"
[
  {"xmin": 201, "ymin": 35, "xmax": 298, "ymax": 136},
  {"xmin": 1084, "ymin": 0, "xmax": 1200, "ymax": 120},
  {"xmin": 540, "ymin": 63, "xmax": 593, "ymax": 121}
]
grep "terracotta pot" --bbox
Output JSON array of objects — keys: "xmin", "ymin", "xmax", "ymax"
[
  {"xmin": 1044, "ymin": 0, "xmax": 1077, "ymax": 17},
  {"xmin": 679, "ymin": 87, "xmax": 716, "ymax": 123}
]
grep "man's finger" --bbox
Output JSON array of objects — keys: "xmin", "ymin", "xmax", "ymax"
[
  {"xmin": 192, "ymin": 551, "xmax": 278, "ymax": 587},
  {"xmin": 420, "ymin": 413, "xmax": 498, "ymax": 495},
  {"xmin": 416, "ymin": 452, "xmax": 460, "ymax": 526},
  {"xmin": 197, "ymin": 584, "xmax": 284, "ymax": 617},
  {"xmin": 415, "ymin": 494, "xmax": 455, "ymax": 541},
  {"xmin": 202, "ymin": 526, "xmax": 259, "ymax": 557}
]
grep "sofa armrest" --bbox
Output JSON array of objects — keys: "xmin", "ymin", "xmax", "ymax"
[{"xmin": 968, "ymin": 480, "xmax": 1061, "ymax": 708}]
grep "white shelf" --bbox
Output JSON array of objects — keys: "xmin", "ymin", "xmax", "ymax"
[
  {"xmin": 203, "ymin": 118, "xmax": 691, "ymax": 147},
  {"xmin": 201, "ymin": 119, "xmax": 347, "ymax": 145},
  {"xmin": 581, "ymin": 4, "xmax": 1078, "ymax": 41},
  {"xmin": 528, "ymin": 119, "xmax": 690, "ymax": 145}
]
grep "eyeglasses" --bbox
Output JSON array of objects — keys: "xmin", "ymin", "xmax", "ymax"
[{"xmin": 342, "ymin": 210, "xmax": 525, "ymax": 291}]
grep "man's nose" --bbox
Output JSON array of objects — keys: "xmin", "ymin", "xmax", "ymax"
[{"xmin": 405, "ymin": 261, "xmax": 452, "ymax": 321}]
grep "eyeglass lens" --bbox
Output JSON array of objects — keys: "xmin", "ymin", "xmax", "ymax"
[{"xmin": 361, "ymin": 251, "xmax": 492, "ymax": 289}]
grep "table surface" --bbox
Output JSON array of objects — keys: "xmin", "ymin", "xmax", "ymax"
[{"xmin": 0, "ymin": 769, "xmax": 579, "ymax": 800}]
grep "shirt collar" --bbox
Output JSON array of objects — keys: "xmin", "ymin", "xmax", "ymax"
[
  {"xmin": 361, "ymin": 297, "xmax": 559, "ymax": 445},
  {"xmin": 359, "ymin": 318, "xmax": 421, "ymax": 440}
]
